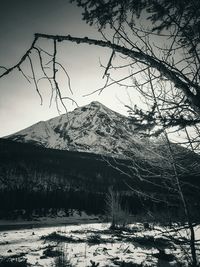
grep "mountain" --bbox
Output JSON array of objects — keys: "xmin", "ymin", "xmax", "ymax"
[
  {"xmin": 4, "ymin": 101, "xmax": 200, "ymax": 165},
  {"xmin": 1, "ymin": 101, "xmax": 200, "ymax": 218},
  {"xmin": 5, "ymin": 101, "xmax": 147, "ymax": 158}
]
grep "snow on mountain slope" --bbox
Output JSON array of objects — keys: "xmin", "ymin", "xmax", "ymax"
[{"xmin": 5, "ymin": 101, "xmax": 152, "ymax": 157}]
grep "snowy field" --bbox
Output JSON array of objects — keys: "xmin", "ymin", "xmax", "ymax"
[{"xmin": 0, "ymin": 219, "xmax": 200, "ymax": 267}]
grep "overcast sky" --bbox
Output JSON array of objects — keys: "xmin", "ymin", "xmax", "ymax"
[{"xmin": 0, "ymin": 0, "xmax": 143, "ymax": 137}]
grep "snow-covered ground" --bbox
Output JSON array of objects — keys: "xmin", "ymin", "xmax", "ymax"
[{"xmin": 0, "ymin": 221, "xmax": 199, "ymax": 267}]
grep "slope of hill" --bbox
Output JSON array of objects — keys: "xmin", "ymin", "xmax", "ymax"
[
  {"xmin": 1, "ymin": 101, "xmax": 200, "ymax": 218},
  {"xmin": 0, "ymin": 138, "xmax": 142, "ymax": 216},
  {"xmin": 5, "ymin": 101, "xmax": 148, "ymax": 158}
]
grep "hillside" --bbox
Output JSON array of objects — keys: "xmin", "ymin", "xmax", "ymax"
[
  {"xmin": 5, "ymin": 101, "xmax": 149, "ymax": 158},
  {"xmin": 1, "ymin": 102, "xmax": 200, "ymax": 218}
]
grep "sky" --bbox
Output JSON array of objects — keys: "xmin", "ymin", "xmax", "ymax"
[{"xmin": 0, "ymin": 0, "xmax": 141, "ymax": 137}]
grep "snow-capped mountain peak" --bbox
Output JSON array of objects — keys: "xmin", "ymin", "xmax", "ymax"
[{"xmin": 5, "ymin": 101, "xmax": 145, "ymax": 157}]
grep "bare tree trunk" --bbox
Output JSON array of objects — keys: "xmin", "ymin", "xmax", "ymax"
[{"xmin": 148, "ymin": 68, "xmax": 198, "ymax": 266}]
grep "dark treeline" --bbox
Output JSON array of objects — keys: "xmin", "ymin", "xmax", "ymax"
[
  {"xmin": 0, "ymin": 139, "xmax": 200, "ymax": 219},
  {"xmin": 0, "ymin": 139, "xmax": 139, "ymax": 218}
]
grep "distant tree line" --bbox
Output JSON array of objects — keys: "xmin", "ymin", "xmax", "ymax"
[{"xmin": 0, "ymin": 139, "xmax": 200, "ymax": 220}]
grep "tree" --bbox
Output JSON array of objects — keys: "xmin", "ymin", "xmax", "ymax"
[
  {"xmin": 0, "ymin": 1, "xmax": 200, "ymax": 121},
  {"xmin": 0, "ymin": 1, "xmax": 199, "ymax": 153},
  {"xmin": 71, "ymin": 0, "xmax": 200, "ymax": 148},
  {"xmin": 105, "ymin": 187, "xmax": 130, "ymax": 229},
  {"xmin": 105, "ymin": 124, "xmax": 200, "ymax": 266}
]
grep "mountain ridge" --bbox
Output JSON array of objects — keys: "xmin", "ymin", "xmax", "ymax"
[
  {"xmin": 5, "ymin": 101, "xmax": 199, "ymax": 166},
  {"xmin": 5, "ymin": 101, "xmax": 146, "ymax": 158},
  {"xmin": 1, "ymin": 102, "xmax": 200, "ymax": 217}
]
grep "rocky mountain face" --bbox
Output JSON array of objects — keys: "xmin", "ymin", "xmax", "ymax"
[
  {"xmin": 6, "ymin": 101, "xmax": 147, "ymax": 158},
  {"xmin": 5, "ymin": 101, "xmax": 200, "ymax": 166}
]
